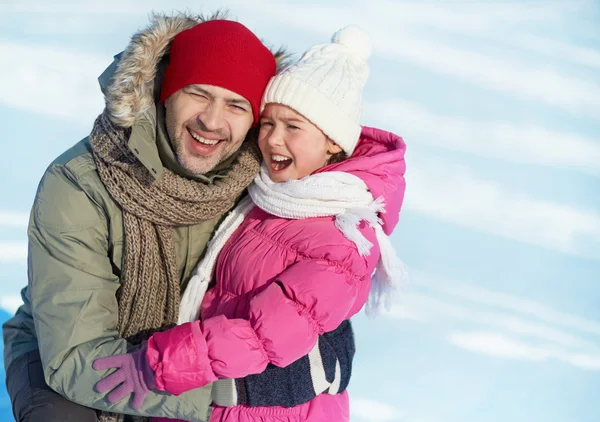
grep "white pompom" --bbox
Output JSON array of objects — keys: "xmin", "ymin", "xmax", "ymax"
[{"xmin": 331, "ymin": 25, "xmax": 372, "ymax": 60}]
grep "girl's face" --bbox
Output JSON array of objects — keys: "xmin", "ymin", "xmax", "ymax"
[{"xmin": 258, "ymin": 104, "xmax": 342, "ymax": 182}]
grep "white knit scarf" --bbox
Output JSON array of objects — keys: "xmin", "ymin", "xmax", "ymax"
[{"xmin": 179, "ymin": 165, "xmax": 406, "ymax": 324}]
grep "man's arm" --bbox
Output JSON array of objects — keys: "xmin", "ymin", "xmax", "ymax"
[{"xmin": 29, "ymin": 163, "xmax": 211, "ymax": 421}]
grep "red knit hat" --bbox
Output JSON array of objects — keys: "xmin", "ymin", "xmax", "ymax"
[{"xmin": 160, "ymin": 20, "xmax": 277, "ymax": 124}]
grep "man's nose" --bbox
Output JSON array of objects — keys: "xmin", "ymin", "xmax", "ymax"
[{"xmin": 198, "ymin": 103, "xmax": 225, "ymax": 132}]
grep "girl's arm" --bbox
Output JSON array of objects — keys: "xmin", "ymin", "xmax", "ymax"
[{"xmin": 147, "ymin": 257, "xmax": 370, "ymax": 395}]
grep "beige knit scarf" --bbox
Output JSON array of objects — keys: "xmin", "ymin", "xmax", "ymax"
[{"xmin": 89, "ymin": 110, "xmax": 260, "ymax": 422}]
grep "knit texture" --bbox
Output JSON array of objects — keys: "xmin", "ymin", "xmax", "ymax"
[
  {"xmin": 234, "ymin": 319, "xmax": 355, "ymax": 408},
  {"xmin": 261, "ymin": 25, "xmax": 371, "ymax": 155},
  {"xmin": 89, "ymin": 110, "xmax": 260, "ymax": 422}
]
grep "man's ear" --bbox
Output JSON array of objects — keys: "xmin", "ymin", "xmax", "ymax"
[
  {"xmin": 164, "ymin": 95, "xmax": 172, "ymax": 110},
  {"xmin": 327, "ymin": 139, "xmax": 343, "ymax": 154}
]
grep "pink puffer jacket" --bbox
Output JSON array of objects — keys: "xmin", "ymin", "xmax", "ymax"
[{"xmin": 148, "ymin": 126, "xmax": 406, "ymax": 421}]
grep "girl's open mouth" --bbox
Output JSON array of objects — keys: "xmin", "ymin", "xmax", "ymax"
[{"xmin": 271, "ymin": 154, "xmax": 292, "ymax": 172}]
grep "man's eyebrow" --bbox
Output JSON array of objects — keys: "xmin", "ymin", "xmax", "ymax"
[
  {"xmin": 188, "ymin": 86, "xmax": 251, "ymax": 108},
  {"xmin": 188, "ymin": 86, "xmax": 214, "ymax": 98},
  {"xmin": 225, "ymin": 97, "xmax": 251, "ymax": 108}
]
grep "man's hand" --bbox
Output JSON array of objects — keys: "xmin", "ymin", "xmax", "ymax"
[{"xmin": 93, "ymin": 346, "xmax": 156, "ymax": 409}]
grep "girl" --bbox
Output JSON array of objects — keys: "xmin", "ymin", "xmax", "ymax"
[{"xmin": 94, "ymin": 25, "xmax": 407, "ymax": 421}]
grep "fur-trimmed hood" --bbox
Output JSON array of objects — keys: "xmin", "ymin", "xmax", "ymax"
[{"xmin": 98, "ymin": 11, "xmax": 290, "ymax": 128}]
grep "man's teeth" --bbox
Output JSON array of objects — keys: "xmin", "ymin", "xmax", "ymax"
[
  {"xmin": 190, "ymin": 131, "xmax": 219, "ymax": 145},
  {"xmin": 272, "ymin": 154, "xmax": 291, "ymax": 162}
]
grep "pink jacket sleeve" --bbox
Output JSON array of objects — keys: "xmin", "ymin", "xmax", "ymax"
[{"xmin": 146, "ymin": 259, "xmax": 370, "ymax": 395}]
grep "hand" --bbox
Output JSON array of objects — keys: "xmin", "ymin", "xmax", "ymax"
[{"xmin": 92, "ymin": 345, "xmax": 156, "ymax": 409}]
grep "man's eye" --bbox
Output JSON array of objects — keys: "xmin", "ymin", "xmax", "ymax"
[
  {"xmin": 287, "ymin": 125, "xmax": 300, "ymax": 130},
  {"xmin": 231, "ymin": 104, "xmax": 247, "ymax": 112}
]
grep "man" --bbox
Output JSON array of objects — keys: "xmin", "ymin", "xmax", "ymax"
[{"xmin": 2, "ymin": 12, "xmax": 355, "ymax": 422}]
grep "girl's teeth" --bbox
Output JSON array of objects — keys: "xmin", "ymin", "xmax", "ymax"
[
  {"xmin": 272, "ymin": 155, "xmax": 291, "ymax": 162},
  {"xmin": 190, "ymin": 131, "xmax": 219, "ymax": 145}
]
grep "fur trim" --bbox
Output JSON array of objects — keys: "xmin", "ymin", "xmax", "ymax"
[{"xmin": 106, "ymin": 10, "xmax": 291, "ymax": 128}]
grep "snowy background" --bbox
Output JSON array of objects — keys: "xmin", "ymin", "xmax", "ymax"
[{"xmin": 1, "ymin": 1, "xmax": 600, "ymax": 421}]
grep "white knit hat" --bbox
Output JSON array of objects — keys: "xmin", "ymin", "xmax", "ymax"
[{"xmin": 261, "ymin": 25, "xmax": 372, "ymax": 155}]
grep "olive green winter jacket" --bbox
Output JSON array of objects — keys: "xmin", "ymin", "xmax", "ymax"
[{"xmin": 2, "ymin": 14, "xmax": 255, "ymax": 421}]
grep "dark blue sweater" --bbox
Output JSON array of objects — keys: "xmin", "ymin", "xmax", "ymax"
[{"xmin": 235, "ymin": 319, "xmax": 355, "ymax": 407}]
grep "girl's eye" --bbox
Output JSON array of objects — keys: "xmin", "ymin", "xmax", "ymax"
[
  {"xmin": 287, "ymin": 125, "xmax": 300, "ymax": 130},
  {"xmin": 260, "ymin": 121, "xmax": 273, "ymax": 127}
]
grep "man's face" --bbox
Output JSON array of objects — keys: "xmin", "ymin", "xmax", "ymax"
[{"xmin": 164, "ymin": 84, "xmax": 254, "ymax": 175}]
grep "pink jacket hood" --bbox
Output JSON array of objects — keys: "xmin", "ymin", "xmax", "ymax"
[{"xmin": 317, "ymin": 126, "xmax": 407, "ymax": 235}]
